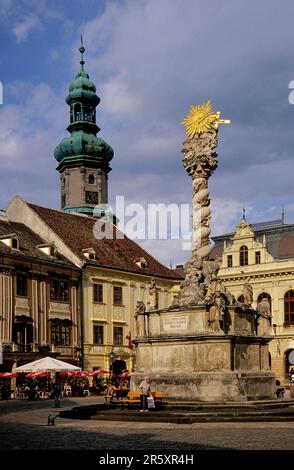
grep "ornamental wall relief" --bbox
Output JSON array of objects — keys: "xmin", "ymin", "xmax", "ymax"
[
  {"xmin": 93, "ymin": 304, "xmax": 106, "ymax": 319},
  {"xmin": 113, "ymin": 306, "xmax": 124, "ymax": 320}
]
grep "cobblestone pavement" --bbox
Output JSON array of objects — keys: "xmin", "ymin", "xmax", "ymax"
[{"xmin": 0, "ymin": 397, "xmax": 294, "ymax": 451}]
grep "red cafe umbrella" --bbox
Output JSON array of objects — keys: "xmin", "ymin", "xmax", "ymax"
[
  {"xmin": 0, "ymin": 372, "xmax": 17, "ymax": 378},
  {"xmin": 90, "ymin": 369, "xmax": 110, "ymax": 376},
  {"xmin": 59, "ymin": 371, "xmax": 78, "ymax": 377},
  {"xmin": 26, "ymin": 372, "xmax": 50, "ymax": 378},
  {"xmin": 78, "ymin": 371, "xmax": 90, "ymax": 377},
  {"xmin": 118, "ymin": 372, "xmax": 135, "ymax": 378}
]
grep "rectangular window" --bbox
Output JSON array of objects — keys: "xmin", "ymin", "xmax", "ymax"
[
  {"xmin": 93, "ymin": 284, "xmax": 103, "ymax": 303},
  {"xmin": 16, "ymin": 273, "xmax": 28, "ymax": 297},
  {"xmin": 113, "ymin": 286, "xmax": 123, "ymax": 305},
  {"xmin": 255, "ymin": 251, "xmax": 261, "ymax": 264},
  {"xmin": 51, "ymin": 322, "xmax": 71, "ymax": 346},
  {"xmin": 61, "ymin": 325, "xmax": 70, "ymax": 346},
  {"xmin": 51, "ymin": 323, "xmax": 59, "ymax": 345},
  {"xmin": 93, "ymin": 325, "xmax": 104, "ymax": 345},
  {"xmin": 50, "ymin": 279, "xmax": 69, "ymax": 303},
  {"xmin": 113, "ymin": 326, "xmax": 123, "ymax": 346},
  {"xmin": 227, "ymin": 255, "xmax": 233, "ymax": 268}
]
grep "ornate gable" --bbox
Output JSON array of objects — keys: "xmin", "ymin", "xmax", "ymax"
[{"xmin": 233, "ymin": 219, "xmax": 254, "ymax": 240}]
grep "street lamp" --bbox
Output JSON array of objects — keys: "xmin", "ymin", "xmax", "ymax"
[{"xmin": 109, "ymin": 351, "xmax": 115, "ymax": 377}]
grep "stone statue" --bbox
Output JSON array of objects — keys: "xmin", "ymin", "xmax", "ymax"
[
  {"xmin": 208, "ymin": 304, "xmax": 222, "ymax": 332},
  {"xmin": 149, "ymin": 279, "xmax": 158, "ymax": 310},
  {"xmin": 256, "ymin": 297, "xmax": 271, "ymax": 336},
  {"xmin": 205, "ymin": 273, "xmax": 225, "ymax": 332},
  {"xmin": 135, "ymin": 301, "xmax": 146, "ymax": 337},
  {"xmin": 172, "ymin": 252, "xmax": 205, "ymax": 307},
  {"xmin": 171, "ymin": 251, "xmax": 234, "ymax": 311},
  {"xmin": 242, "ymin": 277, "xmax": 253, "ymax": 306}
]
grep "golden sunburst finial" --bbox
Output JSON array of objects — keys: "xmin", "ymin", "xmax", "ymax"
[{"xmin": 181, "ymin": 100, "xmax": 230, "ymax": 138}]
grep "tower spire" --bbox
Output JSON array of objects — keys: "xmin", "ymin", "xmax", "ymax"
[
  {"xmin": 54, "ymin": 38, "xmax": 114, "ymax": 216},
  {"xmin": 79, "ymin": 35, "xmax": 85, "ymax": 72}
]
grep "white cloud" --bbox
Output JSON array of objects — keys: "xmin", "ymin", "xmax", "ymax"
[
  {"xmin": 0, "ymin": 0, "xmax": 69, "ymax": 42},
  {"xmin": 101, "ymin": 77, "xmax": 139, "ymax": 116},
  {"xmin": 0, "ymin": 81, "xmax": 64, "ymax": 209},
  {"xmin": 12, "ymin": 13, "xmax": 42, "ymax": 43}
]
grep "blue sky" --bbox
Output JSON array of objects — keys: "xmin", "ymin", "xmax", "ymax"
[{"xmin": 1, "ymin": 0, "xmax": 294, "ymax": 266}]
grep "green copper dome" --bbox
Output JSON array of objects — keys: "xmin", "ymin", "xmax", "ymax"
[
  {"xmin": 54, "ymin": 131, "xmax": 113, "ymax": 166},
  {"xmin": 54, "ymin": 38, "xmax": 114, "ymax": 172},
  {"xmin": 66, "ymin": 70, "xmax": 100, "ymax": 106}
]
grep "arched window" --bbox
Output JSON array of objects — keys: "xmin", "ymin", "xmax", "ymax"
[
  {"xmin": 84, "ymin": 107, "xmax": 95, "ymax": 122},
  {"xmin": 74, "ymin": 103, "xmax": 82, "ymax": 121},
  {"xmin": 240, "ymin": 245, "xmax": 248, "ymax": 266},
  {"xmin": 285, "ymin": 349, "xmax": 294, "ymax": 377},
  {"xmin": 257, "ymin": 293, "xmax": 272, "ymax": 312},
  {"xmin": 284, "ymin": 290, "xmax": 294, "ymax": 324},
  {"xmin": 88, "ymin": 174, "xmax": 95, "ymax": 185},
  {"xmin": 238, "ymin": 295, "xmax": 244, "ymax": 303}
]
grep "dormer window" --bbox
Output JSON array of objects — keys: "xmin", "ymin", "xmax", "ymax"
[
  {"xmin": 135, "ymin": 257, "xmax": 148, "ymax": 269},
  {"xmin": 38, "ymin": 243, "xmax": 57, "ymax": 257},
  {"xmin": 11, "ymin": 238, "xmax": 19, "ymax": 249},
  {"xmin": 82, "ymin": 248, "xmax": 96, "ymax": 260},
  {"xmin": 0, "ymin": 233, "xmax": 19, "ymax": 250}
]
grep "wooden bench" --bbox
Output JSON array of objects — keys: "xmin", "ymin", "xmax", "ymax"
[
  {"xmin": 152, "ymin": 391, "xmax": 165, "ymax": 408},
  {"xmin": 121, "ymin": 391, "xmax": 141, "ymax": 409},
  {"xmin": 121, "ymin": 391, "xmax": 165, "ymax": 409},
  {"xmin": 104, "ymin": 388, "xmax": 129, "ymax": 403}
]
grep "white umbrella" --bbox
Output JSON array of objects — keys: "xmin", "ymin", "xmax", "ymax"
[{"xmin": 13, "ymin": 356, "xmax": 81, "ymax": 373}]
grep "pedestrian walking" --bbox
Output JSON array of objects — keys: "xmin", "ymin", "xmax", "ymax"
[
  {"xmin": 139, "ymin": 376, "xmax": 151, "ymax": 412},
  {"xmin": 52, "ymin": 382, "xmax": 61, "ymax": 408}
]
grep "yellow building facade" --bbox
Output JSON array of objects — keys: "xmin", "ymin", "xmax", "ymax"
[
  {"xmin": 211, "ymin": 217, "xmax": 294, "ymax": 383},
  {"xmin": 83, "ymin": 267, "xmax": 179, "ymax": 373}
]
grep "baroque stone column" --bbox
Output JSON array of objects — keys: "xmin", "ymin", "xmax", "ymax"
[
  {"xmin": 182, "ymin": 128, "xmax": 218, "ymax": 259},
  {"xmin": 172, "ymin": 101, "xmax": 231, "ymax": 309}
]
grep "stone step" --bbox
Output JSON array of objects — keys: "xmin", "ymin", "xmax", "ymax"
[
  {"xmin": 164, "ymin": 399, "xmax": 294, "ymax": 411},
  {"xmin": 60, "ymin": 401, "xmax": 294, "ymax": 424}
]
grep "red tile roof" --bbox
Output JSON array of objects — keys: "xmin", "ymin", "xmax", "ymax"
[
  {"xmin": 0, "ymin": 219, "xmax": 76, "ymax": 268},
  {"xmin": 28, "ymin": 203, "xmax": 182, "ymax": 280}
]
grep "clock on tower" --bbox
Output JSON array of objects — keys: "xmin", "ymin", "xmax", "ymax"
[{"xmin": 86, "ymin": 191, "xmax": 98, "ymax": 205}]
